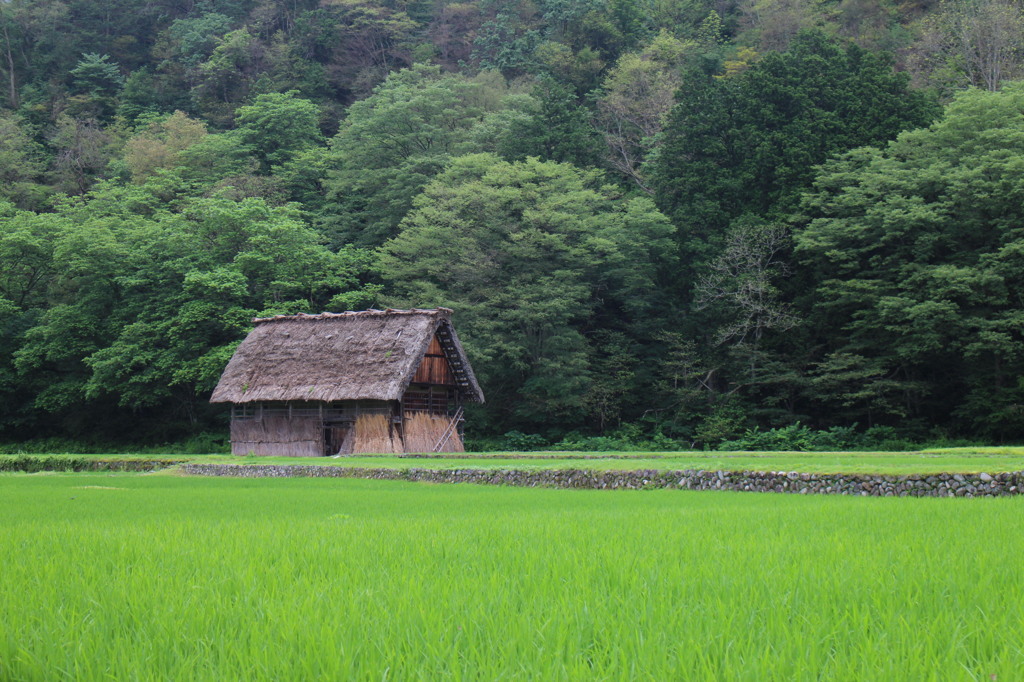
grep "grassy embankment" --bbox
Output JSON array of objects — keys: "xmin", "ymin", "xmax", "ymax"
[
  {"xmin": 5, "ymin": 446, "xmax": 1024, "ymax": 475},
  {"xmin": 1, "ymin": 473, "xmax": 1022, "ymax": 680}
]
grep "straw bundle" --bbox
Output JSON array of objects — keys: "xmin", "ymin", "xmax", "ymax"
[
  {"xmin": 353, "ymin": 413, "xmax": 398, "ymax": 454},
  {"xmin": 402, "ymin": 412, "xmax": 464, "ymax": 453},
  {"xmin": 441, "ymin": 428, "xmax": 464, "ymax": 453}
]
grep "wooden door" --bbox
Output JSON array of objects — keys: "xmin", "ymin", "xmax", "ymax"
[{"xmin": 324, "ymin": 425, "xmax": 350, "ymax": 456}]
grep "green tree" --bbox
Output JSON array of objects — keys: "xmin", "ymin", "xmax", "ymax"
[
  {"xmin": 379, "ymin": 153, "xmax": 675, "ymax": 431},
  {"xmin": 67, "ymin": 53, "xmax": 125, "ymax": 119},
  {"xmin": 275, "ymin": 145, "xmax": 331, "ymax": 212},
  {"xmin": 162, "ymin": 12, "xmax": 235, "ymax": 66},
  {"xmin": 117, "ymin": 68, "xmax": 163, "ymax": 124},
  {"xmin": 595, "ymin": 30, "xmax": 693, "ymax": 191},
  {"xmin": 472, "ymin": 9, "xmax": 543, "ymax": 74},
  {"xmin": 0, "ymin": 202, "xmax": 58, "ymax": 310},
  {"xmin": 651, "ymin": 31, "xmax": 939, "ymax": 267},
  {"xmin": 233, "ymin": 91, "xmax": 322, "ymax": 172},
  {"xmin": 533, "ymin": 41, "xmax": 605, "ymax": 95},
  {"xmin": 192, "ymin": 28, "xmax": 258, "ymax": 125},
  {"xmin": 70, "ymin": 53, "xmax": 124, "ymax": 95},
  {"xmin": 122, "ymin": 111, "xmax": 209, "ymax": 182},
  {"xmin": 0, "ymin": 112, "xmax": 50, "ymax": 209},
  {"xmin": 174, "ymin": 131, "xmax": 258, "ymax": 191},
  {"xmin": 77, "ymin": 196, "xmax": 372, "ymax": 417},
  {"xmin": 6, "ymin": 182, "xmax": 377, "ymax": 438},
  {"xmin": 49, "ymin": 115, "xmax": 117, "ymax": 195},
  {"xmin": 795, "ymin": 83, "xmax": 1024, "ymax": 438},
  {"xmin": 259, "ymin": 30, "xmax": 331, "ymax": 102},
  {"xmin": 500, "ymin": 77, "xmax": 604, "ymax": 169},
  {"xmin": 321, "ymin": 65, "xmax": 535, "ymax": 247}
]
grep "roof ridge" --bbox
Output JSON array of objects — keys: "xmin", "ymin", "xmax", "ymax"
[{"xmin": 253, "ymin": 307, "xmax": 453, "ymax": 324}]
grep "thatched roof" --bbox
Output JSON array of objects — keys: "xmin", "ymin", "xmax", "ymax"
[{"xmin": 210, "ymin": 308, "xmax": 484, "ymax": 404}]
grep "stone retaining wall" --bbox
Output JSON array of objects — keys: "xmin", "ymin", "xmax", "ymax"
[
  {"xmin": 182, "ymin": 464, "xmax": 1024, "ymax": 497},
  {"xmin": 97, "ymin": 460, "xmax": 183, "ymax": 472},
  {"xmin": 339, "ymin": 452, "xmax": 677, "ymax": 460}
]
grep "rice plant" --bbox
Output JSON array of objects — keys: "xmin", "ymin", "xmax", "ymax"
[{"xmin": 1, "ymin": 474, "xmax": 1022, "ymax": 680}]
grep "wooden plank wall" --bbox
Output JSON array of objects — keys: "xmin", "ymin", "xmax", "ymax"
[
  {"xmin": 402, "ymin": 386, "xmax": 455, "ymax": 414},
  {"xmin": 412, "ymin": 335, "xmax": 455, "ymax": 385},
  {"xmin": 230, "ymin": 416, "xmax": 322, "ymax": 456}
]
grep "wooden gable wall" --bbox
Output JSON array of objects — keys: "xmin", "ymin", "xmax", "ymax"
[{"xmin": 411, "ymin": 334, "xmax": 455, "ymax": 386}]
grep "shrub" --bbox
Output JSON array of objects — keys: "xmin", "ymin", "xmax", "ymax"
[
  {"xmin": 501, "ymin": 431, "xmax": 549, "ymax": 451},
  {"xmin": 694, "ymin": 404, "xmax": 749, "ymax": 448},
  {"xmin": 549, "ymin": 425, "xmax": 688, "ymax": 452},
  {"xmin": 859, "ymin": 426, "xmax": 914, "ymax": 452},
  {"xmin": 718, "ymin": 423, "xmax": 815, "ymax": 451},
  {"xmin": 719, "ymin": 423, "xmax": 925, "ymax": 452},
  {"xmin": 0, "ymin": 433, "xmax": 230, "ymax": 455},
  {"xmin": 0, "ymin": 455, "xmax": 93, "ymax": 472},
  {"xmin": 463, "ymin": 435, "xmax": 505, "ymax": 452}
]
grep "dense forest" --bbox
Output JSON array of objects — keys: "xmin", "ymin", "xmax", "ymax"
[{"xmin": 2, "ymin": 0, "xmax": 1024, "ymax": 449}]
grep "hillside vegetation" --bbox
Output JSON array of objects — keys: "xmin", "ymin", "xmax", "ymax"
[{"xmin": 2, "ymin": 0, "xmax": 1024, "ymax": 447}]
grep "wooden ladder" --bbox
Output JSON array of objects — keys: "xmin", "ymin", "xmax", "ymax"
[
  {"xmin": 435, "ymin": 325, "xmax": 470, "ymax": 388},
  {"xmin": 433, "ymin": 406, "xmax": 464, "ymax": 452}
]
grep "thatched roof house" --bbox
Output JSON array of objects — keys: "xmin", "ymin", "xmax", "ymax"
[{"xmin": 211, "ymin": 308, "xmax": 483, "ymax": 456}]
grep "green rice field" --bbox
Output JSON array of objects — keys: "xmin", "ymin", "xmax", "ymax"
[{"xmin": 2, "ymin": 471, "xmax": 1023, "ymax": 680}]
